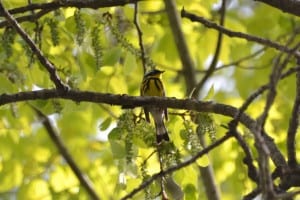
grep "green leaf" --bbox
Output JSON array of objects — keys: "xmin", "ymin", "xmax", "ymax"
[
  {"xmin": 108, "ymin": 127, "xmax": 122, "ymax": 140},
  {"xmin": 123, "ymin": 52, "xmax": 137, "ymax": 75},
  {"xmin": 49, "ymin": 166, "xmax": 79, "ymax": 193},
  {"xmin": 109, "ymin": 140, "xmax": 126, "ymax": 159},
  {"xmin": 17, "ymin": 179, "xmax": 51, "ymax": 200},
  {"xmin": 196, "ymin": 154, "xmax": 210, "ymax": 167},
  {"xmin": 203, "ymin": 84, "xmax": 214, "ymax": 100},
  {"xmin": 100, "ymin": 117, "xmax": 112, "ymax": 131},
  {"xmin": 102, "ymin": 47, "xmax": 122, "ymax": 66},
  {"xmin": 0, "ymin": 74, "xmax": 16, "ymax": 93},
  {"xmin": 0, "ymin": 160, "xmax": 23, "ymax": 192}
]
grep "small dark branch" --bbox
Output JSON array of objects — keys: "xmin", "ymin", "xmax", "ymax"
[
  {"xmin": 258, "ymin": 43, "xmax": 300, "ymax": 127},
  {"xmin": 163, "ymin": 0, "xmax": 197, "ymax": 94},
  {"xmin": 226, "ymin": 47, "xmax": 300, "ymax": 172},
  {"xmin": 0, "ymin": 3, "xmax": 68, "ymax": 91},
  {"xmin": 133, "ymin": 2, "xmax": 146, "ymax": 73},
  {"xmin": 30, "ymin": 106, "xmax": 100, "ymax": 200},
  {"xmin": 255, "ymin": 0, "xmax": 300, "ymax": 17},
  {"xmin": 254, "ymin": 43, "xmax": 298, "ymax": 195},
  {"xmin": 229, "ymin": 126, "xmax": 258, "ymax": 183},
  {"xmin": 287, "ymin": 58, "xmax": 300, "ymax": 167},
  {"xmin": 121, "ymin": 133, "xmax": 232, "ymax": 200},
  {"xmin": 263, "ymin": 133, "xmax": 287, "ymax": 168},
  {"xmin": 193, "ymin": 0, "xmax": 226, "ymax": 97},
  {"xmin": 233, "ymin": 66, "xmax": 300, "ymax": 125},
  {"xmin": 250, "ymin": 46, "xmax": 299, "ymax": 199},
  {"xmin": 0, "ymin": 8, "xmax": 52, "ymax": 29},
  {"xmin": 257, "ymin": 56, "xmax": 282, "ymax": 128},
  {"xmin": 181, "ymin": 9, "xmax": 300, "ymax": 59},
  {"xmin": 215, "ymin": 47, "xmax": 266, "ymax": 71}
]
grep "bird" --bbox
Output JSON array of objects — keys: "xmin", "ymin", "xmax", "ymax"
[{"xmin": 140, "ymin": 69, "xmax": 169, "ymax": 143}]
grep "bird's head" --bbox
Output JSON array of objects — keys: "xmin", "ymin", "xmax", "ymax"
[{"xmin": 144, "ymin": 69, "xmax": 165, "ymax": 79}]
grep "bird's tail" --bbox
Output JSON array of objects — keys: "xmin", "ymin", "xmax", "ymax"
[{"xmin": 153, "ymin": 114, "xmax": 169, "ymax": 143}]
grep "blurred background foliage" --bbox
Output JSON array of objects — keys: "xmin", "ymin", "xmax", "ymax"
[{"xmin": 0, "ymin": 0, "xmax": 299, "ymax": 199}]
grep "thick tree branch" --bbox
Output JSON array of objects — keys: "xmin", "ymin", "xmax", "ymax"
[
  {"xmin": 31, "ymin": 106, "xmax": 100, "ymax": 200},
  {"xmin": 0, "ymin": 3, "xmax": 68, "ymax": 91},
  {"xmin": 255, "ymin": 0, "xmax": 300, "ymax": 17},
  {"xmin": 0, "ymin": 89, "xmax": 282, "ymax": 162},
  {"xmin": 0, "ymin": 88, "xmax": 291, "ymax": 197},
  {"xmin": 181, "ymin": 9, "xmax": 300, "ymax": 59},
  {"xmin": 0, "ymin": 89, "xmax": 258, "ymax": 133}
]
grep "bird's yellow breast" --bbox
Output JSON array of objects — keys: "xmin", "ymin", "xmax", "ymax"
[{"xmin": 141, "ymin": 77, "xmax": 165, "ymax": 97}]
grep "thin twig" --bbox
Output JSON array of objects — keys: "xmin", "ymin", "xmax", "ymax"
[
  {"xmin": 181, "ymin": 9, "xmax": 300, "ymax": 59},
  {"xmin": 193, "ymin": 0, "xmax": 226, "ymax": 97},
  {"xmin": 0, "ymin": 9, "xmax": 52, "ymax": 28},
  {"xmin": 133, "ymin": 2, "xmax": 146, "ymax": 73},
  {"xmin": 231, "ymin": 128, "xmax": 258, "ymax": 183},
  {"xmin": 230, "ymin": 32, "xmax": 300, "ymax": 127},
  {"xmin": 215, "ymin": 47, "xmax": 266, "ymax": 71},
  {"xmin": 0, "ymin": 3, "xmax": 68, "ymax": 91},
  {"xmin": 30, "ymin": 106, "xmax": 100, "ymax": 200}
]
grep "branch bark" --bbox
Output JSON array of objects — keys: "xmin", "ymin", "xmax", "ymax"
[{"xmin": 0, "ymin": 89, "xmax": 283, "ymax": 165}]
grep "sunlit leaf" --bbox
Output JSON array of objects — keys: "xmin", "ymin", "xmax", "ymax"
[
  {"xmin": 109, "ymin": 140, "xmax": 126, "ymax": 159},
  {"xmin": 0, "ymin": 160, "xmax": 23, "ymax": 192},
  {"xmin": 17, "ymin": 179, "xmax": 51, "ymax": 200}
]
